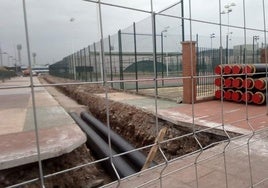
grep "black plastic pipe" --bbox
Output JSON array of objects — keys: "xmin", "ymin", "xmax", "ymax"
[
  {"xmin": 70, "ymin": 112, "xmax": 137, "ymax": 178},
  {"xmin": 244, "ymin": 64, "xmax": 268, "ymax": 74},
  {"xmin": 80, "ymin": 111, "xmax": 156, "ymax": 171}
]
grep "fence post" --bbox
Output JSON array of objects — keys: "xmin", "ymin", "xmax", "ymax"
[
  {"xmin": 152, "ymin": 12, "xmax": 158, "ymax": 95},
  {"xmin": 74, "ymin": 52, "xmax": 77, "ymax": 80},
  {"xmin": 88, "ymin": 45, "xmax": 93, "ymax": 82},
  {"xmin": 182, "ymin": 41, "xmax": 197, "ymax": 104},
  {"xmin": 133, "ymin": 22, "xmax": 138, "ymax": 92},
  {"xmin": 93, "ymin": 42, "xmax": 98, "ymax": 82},
  {"xmin": 161, "ymin": 32, "xmax": 164, "ymax": 86},
  {"xmin": 108, "ymin": 35, "xmax": 113, "ymax": 87},
  {"xmin": 67, "ymin": 55, "xmax": 72, "ymax": 79},
  {"xmin": 79, "ymin": 50, "xmax": 82, "ymax": 80},
  {"xmin": 118, "ymin": 30, "xmax": 124, "ymax": 90},
  {"xmin": 83, "ymin": 48, "xmax": 87, "ymax": 81}
]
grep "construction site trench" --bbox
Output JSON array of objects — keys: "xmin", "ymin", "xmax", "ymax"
[{"xmin": 0, "ymin": 75, "xmax": 228, "ymax": 188}]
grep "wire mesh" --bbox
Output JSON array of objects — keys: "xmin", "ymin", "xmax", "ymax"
[{"xmin": 1, "ymin": 0, "xmax": 268, "ymax": 187}]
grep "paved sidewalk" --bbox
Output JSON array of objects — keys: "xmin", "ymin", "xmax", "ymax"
[
  {"xmin": 105, "ymin": 130, "xmax": 268, "ymax": 188},
  {"xmin": 96, "ymin": 91, "xmax": 268, "ymax": 187},
  {"xmin": 0, "ymin": 77, "xmax": 86, "ymax": 170},
  {"xmin": 96, "ymin": 92, "xmax": 268, "ymax": 135}
]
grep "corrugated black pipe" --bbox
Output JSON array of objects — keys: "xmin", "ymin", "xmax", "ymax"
[
  {"xmin": 69, "ymin": 112, "xmax": 137, "ymax": 178},
  {"xmin": 80, "ymin": 111, "xmax": 157, "ymax": 171}
]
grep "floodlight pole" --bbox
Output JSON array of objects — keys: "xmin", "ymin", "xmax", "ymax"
[
  {"xmin": 161, "ymin": 27, "xmax": 168, "ymax": 86},
  {"xmin": 70, "ymin": 18, "xmax": 77, "ymax": 80},
  {"xmin": 210, "ymin": 33, "xmax": 215, "ymax": 64},
  {"xmin": 253, "ymin": 35, "xmax": 259, "ymax": 63},
  {"xmin": 221, "ymin": 3, "xmax": 236, "ymax": 64}
]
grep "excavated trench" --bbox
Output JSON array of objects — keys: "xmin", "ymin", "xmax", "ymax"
[
  {"xmin": 43, "ymin": 75, "xmax": 228, "ymax": 160},
  {"xmin": 0, "ymin": 75, "xmax": 228, "ymax": 188}
]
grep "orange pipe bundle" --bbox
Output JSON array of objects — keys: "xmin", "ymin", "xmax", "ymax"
[
  {"xmin": 232, "ymin": 90, "xmax": 243, "ymax": 102},
  {"xmin": 215, "ymin": 89, "xmax": 224, "ymax": 99},
  {"xmin": 224, "ymin": 89, "xmax": 234, "ymax": 100},
  {"xmin": 232, "ymin": 64, "xmax": 244, "ymax": 74},
  {"xmin": 223, "ymin": 64, "xmax": 233, "ymax": 75},
  {"xmin": 224, "ymin": 77, "xmax": 234, "ymax": 88},
  {"xmin": 215, "ymin": 65, "xmax": 224, "ymax": 75},
  {"xmin": 252, "ymin": 92, "xmax": 266, "ymax": 105},
  {"xmin": 254, "ymin": 77, "xmax": 267, "ymax": 91},
  {"xmin": 244, "ymin": 64, "xmax": 268, "ymax": 75},
  {"xmin": 232, "ymin": 77, "xmax": 243, "ymax": 89},
  {"xmin": 214, "ymin": 77, "xmax": 224, "ymax": 87},
  {"xmin": 242, "ymin": 77, "xmax": 255, "ymax": 90},
  {"xmin": 242, "ymin": 91, "xmax": 254, "ymax": 103}
]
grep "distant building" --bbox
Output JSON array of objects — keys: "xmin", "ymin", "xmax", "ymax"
[{"xmin": 21, "ymin": 64, "xmax": 49, "ymax": 75}]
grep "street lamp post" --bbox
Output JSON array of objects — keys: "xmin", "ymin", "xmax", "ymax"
[
  {"xmin": 70, "ymin": 17, "xmax": 76, "ymax": 80},
  {"xmin": 17, "ymin": 44, "xmax": 22, "ymax": 66},
  {"xmin": 226, "ymin": 32, "xmax": 233, "ymax": 64},
  {"xmin": 210, "ymin": 33, "xmax": 215, "ymax": 64},
  {"xmin": 161, "ymin": 26, "xmax": 169, "ymax": 86},
  {"xmin": 221, "ymin": 3, "xmax": 236, "ymax": 64},
  {"xmin": 32, "ymin": 52, "xmax": 37, "ymax": 65},
  {"xmin": 221, "ymin": 3, "xmax": 236, "ymax": 34},
  {"xmin": 253, "ymin": 35, "xmax": 259, "ymax": 63}
]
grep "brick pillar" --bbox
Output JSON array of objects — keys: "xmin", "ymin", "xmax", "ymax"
[{"xmin": 181, "ymin": 41, "xmax": 197, "ymax": 104}]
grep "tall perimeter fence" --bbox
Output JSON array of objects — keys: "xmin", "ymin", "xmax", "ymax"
[
  {"xmin": 50, "ymin": 27, "xmax": 266, "ymax": 100},
  {"xmin": 2, "ymin": 0, "xmax": 268, "ymax": 187}
]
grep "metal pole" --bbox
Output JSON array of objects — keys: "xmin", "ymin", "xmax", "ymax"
[
  {"xmin": 79, "ymin": 50, "xmax": 82, "ymax": 80},
  {"xmin": 74, "ymin": 52, "xmax": 77, "ymax": 79},
  {"xmin": 83, "ymin": 47, "xmax": 87, "ymax": 81},
  {"xmin": 93, "ymin": 42, "xmax": 98, "ymax": 81},
  {"xmin": 181, "ymin": 0, "xmax": 185, "ymax": 42},
  {"xmin": 108, "ymin": 35, "xmax": 113, "ymax": 87},
  {"xmin": 88, "ymin": 45, "xmax": 93, "ymax": 81},
  {"xmin": 227, "ymin": 11, "xmax": 230, "ymax": 34},
  {"xmin": 161, "ymin": 32, "xmax": 164, "ymax": 86},
  {"xmin": 97, "ymin": 1, "xmax": 106, "ymax": 83},
  {"xmin": 22, "ymin": 0, "xmax": 45, "ymax": 187},
  {"xmin": 118, "ymin": 30, "xmax": 124, "ymax": 90},
  {"xmin": 72, "ymin": 52, "xmax": 76, "ymax": 80},
  {"xmin": 210, "ymin": 38, "xmax": 212, "ymax": 66},
  {"xmin": 253, "ymin": 36, "xmax": 255, "ymax": 64},
  {"xmin": 133, "ymin": 22, "xmax": 138, "ymax": 92},
  {"xmin": 69, "ymin": 55, "xmax": 72, "ymax": 79},
  {"xmin": 226, "ymin": 35, "xmax": 229, "ymax": 64},
  {"xmin": 196, "ymin": 34, "xmax": 199, "ymax": 73},
  {"xmin": 152, "ymin": 13, "xmax": 158, "ymax": 96}
]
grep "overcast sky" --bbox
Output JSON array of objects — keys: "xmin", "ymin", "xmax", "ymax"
[{"xmin": 0, "ymin": 0, "xmax": 267, "ymax": 66}]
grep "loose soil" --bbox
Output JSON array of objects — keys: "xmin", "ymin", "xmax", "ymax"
[{"xmin": 0, "ymin": 75, "xmax": 227, "ymax": 188}]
